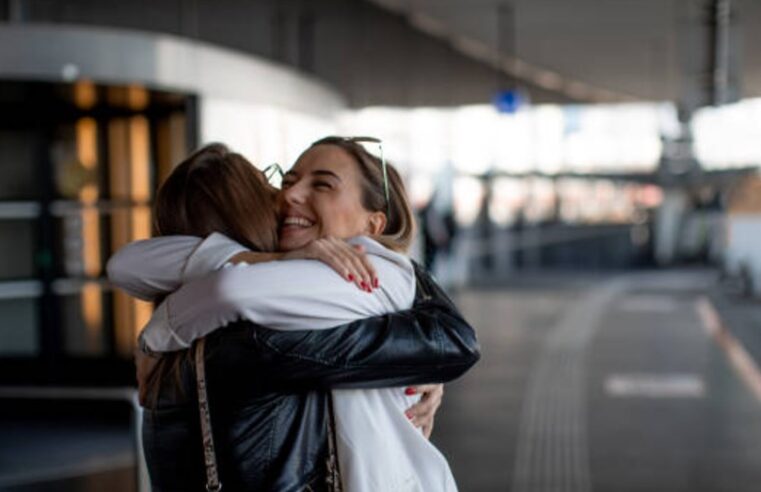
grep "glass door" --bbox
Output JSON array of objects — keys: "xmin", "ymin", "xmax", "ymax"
[{"xmin": 0, "ymin": 80, "xmax": 196, "ymax": 385}]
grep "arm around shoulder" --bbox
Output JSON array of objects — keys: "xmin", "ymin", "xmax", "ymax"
[{"xmin": 219, "ymin": 266, "xmax": 480, "ymax": 391}]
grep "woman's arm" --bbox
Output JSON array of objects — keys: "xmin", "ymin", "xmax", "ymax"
[
  {"xmin": 106, "ymin": 234, "xmax": 247, "ymax": 301},
  {"xmin": 140, "ymin": 245, "xmax": 415, "ymax": 351},
  {"xmin": 108, "ymin": 233, "xmax": 379, "ymax": 300},
  {"xmin": 204, "ymin": 264, "xmax": 480, "ymax": 391}
]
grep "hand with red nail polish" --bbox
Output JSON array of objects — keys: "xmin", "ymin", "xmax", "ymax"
[
  {"xmin": 404, "ymin": 384, "xmax": 444, "ymax": 439},
  {"xmin": 280, "ymin": 236, "xmax": 377, "ymax": 292}
]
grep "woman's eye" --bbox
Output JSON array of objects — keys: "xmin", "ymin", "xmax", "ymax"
[
  {"xmin": 314, "ymin": 181, "xmax": 332, "ymax": 189},
  {"xmin": 282, "ymin": 180, "xmax": 294, "ymax": 188}
]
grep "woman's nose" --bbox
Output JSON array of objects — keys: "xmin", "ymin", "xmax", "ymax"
[{"xmin": 282, "ymin": 181, "xmax": 307, "ymax": 205}]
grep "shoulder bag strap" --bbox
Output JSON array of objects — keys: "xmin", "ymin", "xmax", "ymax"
[
  {"xmin": 195, "ymin": 337, "xmax": 222, "ymax": 491},
  {"xmin": 325, "ymin": 394, "xmax": 343, "ymax": 492}
]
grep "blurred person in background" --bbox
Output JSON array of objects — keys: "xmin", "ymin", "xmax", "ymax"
[
  {"xmin": 108, "ymin": 140, "xmax": 479, "ymax": 491},
  {"xmin": 420, "ymin": 190, "xmax": 458, "ymax": 272}
]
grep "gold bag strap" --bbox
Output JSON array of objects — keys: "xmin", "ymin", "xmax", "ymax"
[
  {"xmin": 325, "ymin": 395, "xmax": 343, "ymax": 491},
  {"xmin": 195, "ymin": 338, "xmax": 222, "ymax": 491}
]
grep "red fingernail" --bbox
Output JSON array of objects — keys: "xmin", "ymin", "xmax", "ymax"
[
  {"xmin": 348, "ymin": 274, "xmax": 355, "ymax": 281},
  {"xmin": 406, "ymin": 411, "xmax": 414, "ymax": 420},
  {"xmin": 360, "ymin": 281, "xmax": 367, "ymax": 289},
  {"xmin": 373, "ymin": 278, "xmax": 379, "ymax": 288},
  {"xmin": 405, "ymin": 388, "xmax": 417, "ymax": 395}
]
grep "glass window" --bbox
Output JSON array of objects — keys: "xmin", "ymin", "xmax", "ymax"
[
  {"xmin": 57, "ymin": 283, "xmax": 108, "ymax": 357},
  {"xmin": 0, "ymin": 129, "xmax": 40, "ymax": 200},
  {"xmin": 0, "ymin": 297, "xmax": 39, "ymax": 356},
  {"xmin": 0, "ymin": 220, "xmax": 36, "ymax": 280}
]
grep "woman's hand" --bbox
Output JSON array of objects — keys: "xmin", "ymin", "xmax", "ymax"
[
  {"xmin": 284, "ymin": 237, "xmax": 378, "ymax": 292},
  {"xmin": 404, "ymin": 384, "xmax": 444, "ymax": 439},
  {"xmin": 229, "ymin": 237, "xmax": 377, "ymax": 291}
]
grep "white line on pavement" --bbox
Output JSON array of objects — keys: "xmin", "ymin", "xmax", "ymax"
[
  {"xmin": 695, "ymin": 296, "xmax": 761, "ymax": 404},
  {"xmin": 604, "ymin": 373, "xmax": 706, "ymax": 398}
]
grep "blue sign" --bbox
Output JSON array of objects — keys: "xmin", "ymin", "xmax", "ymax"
[{"xmin": 493, "ymin": 90, "xmax": 526, "ymax": 113}]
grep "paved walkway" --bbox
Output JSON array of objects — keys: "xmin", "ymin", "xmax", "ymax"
[{"xmin": 435, "ymin": 269, "xmax": 761, "ymax": 491}]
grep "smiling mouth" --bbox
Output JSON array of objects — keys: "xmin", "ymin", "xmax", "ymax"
[{"xmin": 280, "ymin": 216, "xmax": 315, "ymax": 231}]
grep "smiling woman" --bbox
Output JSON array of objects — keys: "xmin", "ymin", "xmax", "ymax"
[
  {"xmin": 280, "ymin": 145, "xmax": 387, "ymax": 250},
  {"xmin": 280, "ymin": 136, "xmax": 416, "ymax": 254}
]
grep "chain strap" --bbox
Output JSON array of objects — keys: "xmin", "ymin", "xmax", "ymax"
[
  {"xmin": 325, "ymin": 395, "xmax": 343, "ymax": 492},
  {"xmin": 195, "ymin": 338, "xmax": 222, "ymax": 491}
]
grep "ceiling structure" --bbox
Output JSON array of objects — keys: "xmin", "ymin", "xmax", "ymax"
[
  {"xmin": 369, "ymin": 0, "xmax": 761, "ymax": 107},
  {"xmin": 10, "ymin": 0, "xmax": 761, "ymax": 108}
]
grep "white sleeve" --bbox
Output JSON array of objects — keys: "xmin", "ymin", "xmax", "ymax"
[
  {"xmin": 107, "ymin": 236, "xmax": 201, "ymax": 301},
  {"xmin": 106, "ymin": 233, "xmax": 248, "ymax": 301},
  {"xmin": 181, "ymin": 233, "xmax": 249, "ymax": 281},
  {"xmin": 140, "ymin": 253, "xmax": 416, "ymax": 352}
]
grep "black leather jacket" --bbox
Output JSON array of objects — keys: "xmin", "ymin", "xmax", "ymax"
[{"xmin": 142, "ymin": 264, "xmax": 479, "ymax": 491}]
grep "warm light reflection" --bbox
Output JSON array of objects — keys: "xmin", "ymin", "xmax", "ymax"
[
  {"xmin": 76, "ymin": 117, "xmax": 101, "ymax": 277},
  {"xmin": 81, "ymin": 207, "xmax": 101, "ymax": 277},
  {"xmin": 108, "ymin": 116, "xmax": 154, "ymax": 356},
  {"xmin": 127, "ymin": 85, "xmax": 149, "ymax": 111},
  {"xmin": 129, "ymin": 116, "xmax": 151, "ymax": 202},
  {"xmin": 76, "ymin": 117, "xmax": 98, "ymax": 171},
  {"xmin": 74, "ymin": 116, "xmax": 104, "ymax": 351},
  {"xmin": 156, "ymin": 112, "xmax": 188, "ymax": 185},
  {"xmin": 80, "ymin": 282, "xmax": 103, "ymax": 352},
  {"xmin": 108, "ymin": 119, "xmax": 130, "ymax": 200},
  {"xmin": 132, "ymin": 205, "xmax": 152, "ymax": 241},
  {"xmin": 74, "ymin": 81, "xmax": 97, "ymax": 110}
]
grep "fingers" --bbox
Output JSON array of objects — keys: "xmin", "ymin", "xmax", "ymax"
[
  {"xmin": 352, "ymin": 244, "xmax": 378, "ymax": 289},
  {"xmin": 309, "ymin": 238, "xmax": 378, "ymax": 292},
  {"xmin": 310, "ymin": 239, "xmax": 355, "ymax": 282},
  {"xmin": 404, "ymin": 384, "xmax": 444, "ymax": 431},
  {"xmin": 283, "ymin": 237, "xmax": 380, "ymax": 292},
  {"xmin": 407, "ymin": 384, "xmax": 443, "ymax": 397},
  {"xmin": 326, "ymin": 238, "xmax": 374, "ymax": 291},
  {"xmin": 421, "ymin": 419, "xmax": 435, "ymax": 439}
]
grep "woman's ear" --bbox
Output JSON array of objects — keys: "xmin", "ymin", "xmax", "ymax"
[{"xmin": 366, "ymin": 211, "xmax": 387, "ymax": 236}]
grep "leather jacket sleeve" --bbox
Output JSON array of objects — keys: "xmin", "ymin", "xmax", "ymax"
[{"xmin": 204, "ymin": 262, "xmax": 480, "ymax": 393}]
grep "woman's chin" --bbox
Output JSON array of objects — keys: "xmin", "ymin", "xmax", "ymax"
[{"xmin": 278, "ymin": 229, "xmax": 315, "ymax": 251}]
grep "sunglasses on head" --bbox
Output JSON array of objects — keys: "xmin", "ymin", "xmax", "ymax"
[
  {"xmin": 264, "ymin": 137, "xmax": 391, "ymax": 217},
  {"xmin": 340, "ymin": 136, "xmax": 390, "ymax": 218},
  {"xmin": 262, "ymin": 162, "xmax": 284, "ymax": 183}
]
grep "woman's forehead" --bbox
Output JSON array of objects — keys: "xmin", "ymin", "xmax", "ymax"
[{"xmin": 293, "ymin": 144, "xmax": 356, "ymax": 173}]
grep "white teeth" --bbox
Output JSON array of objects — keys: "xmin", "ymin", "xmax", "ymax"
[{"xmin": 283, "ymin": 216, "xmax": 314, "ymax": 227}]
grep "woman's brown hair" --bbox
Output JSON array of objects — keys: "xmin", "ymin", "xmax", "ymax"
[
  {"xmin": 308, "ymin": 137, "xmax": 416, "ymax": 253},
  {"xmin": 142, "ymin": 143, "xmax": 278, "ymax": 406},
  {"xmin": 153, "ymin": 143, "xmax": 278, "ymax": 252}
]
